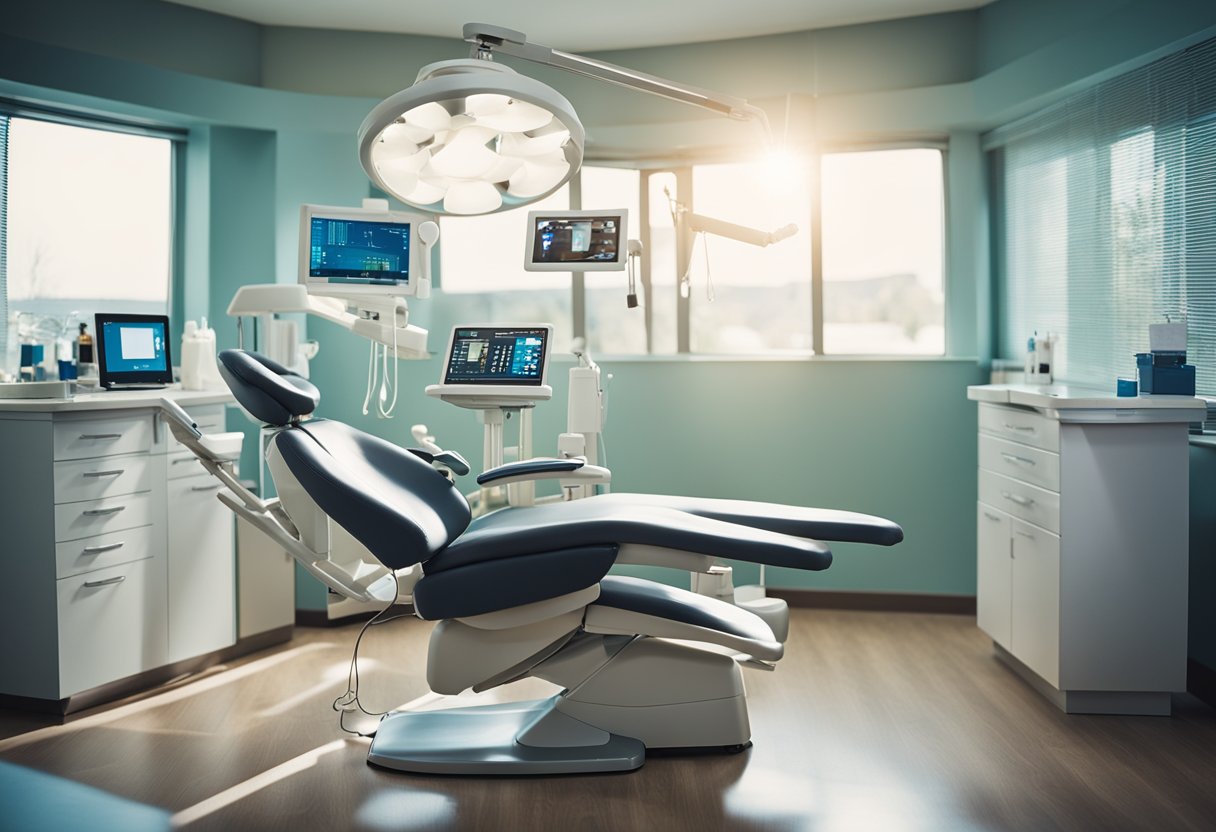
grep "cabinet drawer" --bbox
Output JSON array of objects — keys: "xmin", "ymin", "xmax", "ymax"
[
  {"xmin": 168, "ymin": 449, "xmax": 208, "ymax": 480},
  {"xmin": 978, "ymin": 435, "xmax": 1060, "ymax": 492},
  {"xmin": 56, "ymin": 556, "xmax": 167, "ymax": 697},
  {"xmin": 54, "ymin": 453, "xmax": 153, "ymax": 504},
  {"xmin": 54, "ymin": 414, "xmax": 153, "ymax": 461},
  {"xmin": 55, "ymin": 492, "xmax": 154, "ymax": 542},
  {"xmin": 56, "ymin": 525, "xmax": 157, "ymax": 579},
  {"xmin": 978, "ymin": 403, "xmax": 1059, "ymax": 452},
  {"xmin": 979, "ymin": 469, "xmax": 1060, "ymax": 534}
]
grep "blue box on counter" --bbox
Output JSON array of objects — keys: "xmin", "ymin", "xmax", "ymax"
[{"xmin": 1137, "ymin": 353, "xmax": 1195, "ymax": 395}]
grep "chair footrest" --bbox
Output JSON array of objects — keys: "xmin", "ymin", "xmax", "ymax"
[{"xmin": 368, "ymin": 697, "xmax": 644, "ymax": 775}]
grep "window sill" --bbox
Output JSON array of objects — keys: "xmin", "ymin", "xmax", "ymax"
[{"xmin": 551, "ymin": 353, "xmax": 976, "ymax": 365}]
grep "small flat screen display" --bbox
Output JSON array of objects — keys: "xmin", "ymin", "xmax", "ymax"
[
  {"xmin": 95, "ymin": 313, "xmax": 173, "ymax": 388},
  {"xmin": 308, "ymin": 216, "xmax": 410, "ymax": 285},
  {"xmin": 444, "ymin": 327, "xmax": 548, "ymax": 386},
  {"xmin": 531, "ymin": 215, "xmax": 622, "ymax": 265}
]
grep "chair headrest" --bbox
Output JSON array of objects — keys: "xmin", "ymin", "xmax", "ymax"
[{"xmin": 218, "ymin": 350, "xmax": 320, "ymax": 426}]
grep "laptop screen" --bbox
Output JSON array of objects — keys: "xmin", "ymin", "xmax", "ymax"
[{"xmin": 442, "ymin": 327, "xmax": 549, "ymax": 386}]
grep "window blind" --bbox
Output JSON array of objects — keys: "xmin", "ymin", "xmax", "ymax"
[{"xmin": 987, "ymin": 37, "xmax": 1216, "ymax": 399}]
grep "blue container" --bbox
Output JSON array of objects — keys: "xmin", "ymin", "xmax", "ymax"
[
  {"xmin": 1153, "ymin": 364, "xmax": 1196, "ymax": 395},
  {"xmin": 1117, "ymin": 377, "xmax": 1138, "ymax": 397},
  {"xmin": 1138, "ymin": 357, "xmax": 1195, "ymax": 395},
  {"xmin": 58, "ymin": 360, "xmax": 78, "ymax": 380},
  {"xmin": 19, "ymin": 343, "xmax": 44, "ymax": 367}
]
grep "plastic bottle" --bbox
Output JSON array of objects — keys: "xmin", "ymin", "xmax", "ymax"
[{"xmin": 180, "ymin": 319, "xmax": 202, "ymax": 390}]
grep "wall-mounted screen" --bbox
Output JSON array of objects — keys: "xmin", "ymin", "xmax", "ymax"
[
  {"xmin": 524, "ymin": 210, "xmax": 628, "ymax": 271},
  {"xmin": 299, "ymin": 203, "xmax": 429, "ymax": 296}
]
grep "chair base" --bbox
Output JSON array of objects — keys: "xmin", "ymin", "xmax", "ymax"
[{"xmin": 367, "ymin": 696, "xmax": 646, "ymax": 775}]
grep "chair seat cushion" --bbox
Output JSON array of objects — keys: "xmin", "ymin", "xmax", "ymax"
[
  {"xmin": 413, "ymin": 546, "xmax": 618, "ymax": 620},
  {"xmin": 426, "ymin": 496, "xmax": 832, "ymax": 574},
  {"xmin": 592, "ymin": 575, "xmax": 777, "ymax": 645}
]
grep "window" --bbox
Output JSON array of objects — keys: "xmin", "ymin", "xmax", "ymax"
[
  {"xmin": 434, "ymin": 150, "xmax": 945, "ymax": 358},
  {"xmin": 990, "ymin": 36, "xmax": 1216, "ymax": 397},
  {"xmin": 821, "ymin": 149, "xmax": 944, "ymax": 354},
  {"xmin": 580, "ymin": 166, "xmax": 644, "ymax": 355},
  {"xmin": 438, "ymin": 185, "xmax": 574, "ymax": 350},
  {"xmin": 1, "ymin": 115, "xmax": 173, "ymax": 373},
  {"xmin": 688, "ymin": 159, "xmax": 813, "ymax": 354}
]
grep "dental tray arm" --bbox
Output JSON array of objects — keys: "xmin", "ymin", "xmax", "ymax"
[
  {"xmin": 407, "ymin": 447, "xmax": 471, "ymax": 477},
  {"xmin": 477, "ymin": 457, "xmax": 611, "ymax": 488}
]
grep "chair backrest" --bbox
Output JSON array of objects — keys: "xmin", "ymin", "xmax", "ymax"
[
  {"xmin": 275, "ymin": 420, "xmax": 472, "ymax": 569},
  {"xmin": 217, "ymin": 349, "xmax": 471, "ymax": 570}
]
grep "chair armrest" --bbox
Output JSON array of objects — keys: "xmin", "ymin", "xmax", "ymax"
[{"xmin": 477, "ymin": 457, "xmax": 606, "ymax": 487}]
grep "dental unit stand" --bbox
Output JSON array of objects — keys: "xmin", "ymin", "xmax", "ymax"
[{"xmin": 561, "ymin": 337, "xmax": 610, "ymax": 501}]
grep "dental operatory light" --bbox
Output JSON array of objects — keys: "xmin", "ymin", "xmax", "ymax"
[{"xmin": 358, "ymin": 23, "xmax": 773, "ymax": 216}]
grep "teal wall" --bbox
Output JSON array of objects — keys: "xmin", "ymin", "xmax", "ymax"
[{"xmin": 1, "ymin": 0, "xmax": 1213, "ymax": 619}]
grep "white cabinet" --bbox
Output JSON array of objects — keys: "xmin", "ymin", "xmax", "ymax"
[
  {"xmin": 975, "ymin": 503, "xmax": 1012, "ymax": 649},
  {"xmin": 166, "ymin": 475, "xmax": 235, "ymax": 663},
  {"xmin": 0, "ymin": 392, "xmax": 240, "ymax": 709},
  {"xmin": 1009, "ymin": 519, "xmax": 1060, "ymax": 688},
  {"xmin": 970, "ymin": 388, "xmax": 1199, "ymax": 716}
]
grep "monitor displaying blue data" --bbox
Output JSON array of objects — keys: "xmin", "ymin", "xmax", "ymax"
[
  {"xmin": 308, "ymin": 216, "xmax": 411, "ymax": 286},
  {"xmin": 95, "ymin": 313, "xmax": 173, "ymax": 388},
  {"xmin": 443, "ymin": 327, "xmax": 549, "ymax": 386}
]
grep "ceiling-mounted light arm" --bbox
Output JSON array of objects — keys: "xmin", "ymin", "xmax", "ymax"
[{"xmin": 463, "ymin": 23, "xmax": 772, "ymax": 140}]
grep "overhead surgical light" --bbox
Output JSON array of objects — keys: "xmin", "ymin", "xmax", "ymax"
[{"xmin": 358, "ymin": 23, "xmax": 772, "ymax": 216}]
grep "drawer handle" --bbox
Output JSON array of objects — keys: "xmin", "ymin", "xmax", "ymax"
[
  {"xmin": 191, "ymin": 483, "xmax": 222, "ymax": 492},
  {"xmin": 82, "ymin": 469, "xmax": 125, "ymax": 479},
  {"xmin": 81, "ymin": 542, "xmax": 126, "ymax": 555},
  {"xmin": 1000, "ymin": 452, "xmax": 1036, "ymax": 467},
  {"xmin": 79, "ymin": 433, "xmax": 123, "ymax": 440},
  {"xmin": 83, "ymin": 575, "xmax": 126, "ymax": 588},
  {"xmin": 83, "ymin": 506, "xmax": 126, "ymax": 517},
  {"xmin": 1015, "ymin": 530, "xmax": 1036, "ymax": 540},
  {"xmin": 173, "ymin": 457, "xmax": 201, "ymax": 465},
  {"xmin": 1002, "ymin": 423, "xmax": 1036, "ymax": 433},
  {"xmin": 1001, "ymin": 491, "xmax": 1035, "ymax": 507},
  {"xmin": 982, "ymin": 511, "xmax": 1003, "ymax": 522}
]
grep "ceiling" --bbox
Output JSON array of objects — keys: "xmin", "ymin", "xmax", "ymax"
[{"xmin": 163, "ymin": 0, "xmax": 995, "ymax": 52}]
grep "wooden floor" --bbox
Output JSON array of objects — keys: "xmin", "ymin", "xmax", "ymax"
[{"xmin": 2, "ymin": 609, "xmax": 1215, "ymax": 831}]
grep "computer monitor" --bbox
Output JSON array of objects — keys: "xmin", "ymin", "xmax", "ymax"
[
  {"xmin": 95, "ymin": 313, "xmax": 173, "ymax": 389},
  {"xmin": 524, "ymin": 210, "xmax": 628, "ymax": 271},
  {"xmin": 298, "ymin": 203, "xmax": 429, "ymax": 297},
  {"xmin": 426, "ymin": 324, "xmax": 554, "ymax": 409}
]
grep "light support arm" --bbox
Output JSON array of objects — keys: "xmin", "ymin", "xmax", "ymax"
[
  {"xmin": 684, "ymin": 213, "xmax": 798, "ymax": 248},
  {"xmin": 463, "ymin": 23, "xmax": 772, "ymax": 140}
]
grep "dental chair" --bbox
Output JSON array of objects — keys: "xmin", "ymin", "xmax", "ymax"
[{"xmin": 174, "ymin": 349, "xmax": 903, "ymax": 775}]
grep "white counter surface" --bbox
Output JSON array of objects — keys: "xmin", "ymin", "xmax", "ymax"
[
  {"xmin": 968, "ymin": 383, "xmax": 1205, "ymax": 423},
  {"xmin": 0, "ymin": 385, "xmax": 234, "ymax": 414}
]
